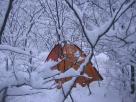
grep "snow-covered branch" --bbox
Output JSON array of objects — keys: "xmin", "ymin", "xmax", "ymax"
[
  {"xmin": 0, "ymin": 45, "xmax": 30, "ymax": 56},
  {"xmin": 7, "ymin": 92, "xmax": 41, "ymax": 96},
  {"xmin": 65, "ymin": 0, "xmax": 136, "ymax": 47},
  {"xmin": 60, "ymin": 52, "xmax": 92, "ymax": 102},
  {"xmin": 62, "ymin": 0, "xmax": 136, "ymax": 101},
  {"xmin": 64, "ymin": 0, "xmax": 93, "ymax": 47}
]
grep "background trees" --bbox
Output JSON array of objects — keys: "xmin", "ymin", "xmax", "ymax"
[{"xmin": 0, "ymin": 0, "xmax": 136, "ymax": 102}]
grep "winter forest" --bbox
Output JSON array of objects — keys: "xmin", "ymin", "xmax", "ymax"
[{"xmin": 0, "ymin": 0, "xmax": 136, "ymax": 102}]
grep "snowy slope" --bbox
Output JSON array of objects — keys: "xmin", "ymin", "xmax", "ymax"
[
  {"xmin": 7, "ymin": 81, "xmax": 121, "ymax": 102},
  {"xmin": 6, "ymin": 53, "xmax": 122, "ymax": 102}
]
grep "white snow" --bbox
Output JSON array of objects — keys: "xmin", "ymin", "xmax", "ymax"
[
  {"xmin": 0, "ymin": 51, "xmax": 127, "ymax": 102},
  {"xmin": 55, "ymin": 68, "xmax": 80, "ymax": 79},
  {"xmin": 74, "ymin": 51, "xmax": 80, "ymax": 58},
  {"xmin": 0, "ymin": 0, "xmax": 135, "ymax": 102},
  {"xmin": 0, "ymin": 45, "xmax": 30, "ymax": 56}
]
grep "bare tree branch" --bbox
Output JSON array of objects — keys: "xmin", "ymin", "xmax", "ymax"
[{"xmin": 7, "ymin": 92, "xmax": 41, "ymax": 97}]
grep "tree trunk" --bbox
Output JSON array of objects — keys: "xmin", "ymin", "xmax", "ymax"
[
  {"xmin": 131, "ymin": 65, "xmax": 135, "ymax": 94},
  {"xmin": 0, "ymin": 87, "xmax": 8, "ymax": 102},
  {"xmin": 0, "ymin": 0, "xmax": 14, "ymax": 44}
]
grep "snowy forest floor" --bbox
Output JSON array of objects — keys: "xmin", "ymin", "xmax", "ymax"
[
  {"xmin": 7, "ymin": 78, "xmax": 121, "ymax": 102},
  {"xmin": 6, "ymin": 52, "xmax": 123, "ymax": 102}
]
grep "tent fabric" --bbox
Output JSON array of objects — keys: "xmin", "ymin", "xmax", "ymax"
[{"xmin": 46, "ymin": 43, "xmax": 103, "ymax": 87}]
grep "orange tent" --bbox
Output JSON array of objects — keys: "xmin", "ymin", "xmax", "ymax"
[{"xmin": 46, "ymin": 43, "xmax": 103, "ymax": 87}]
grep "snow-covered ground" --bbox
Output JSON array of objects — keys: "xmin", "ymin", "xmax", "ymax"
[
  {"xmin": 7, "ymin": 82, "xmax": 121, "ymax": 102},
  {"xmin": 0, "ymin": 48, "xmax": 134, "ymax": 102},
  {"xmin": 6, "ymin": 53, "xmax": 122, "ymax": 102},
  {"xmin": 7, "ymin": 78, "xmax": 121, "ymax": 102}
]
